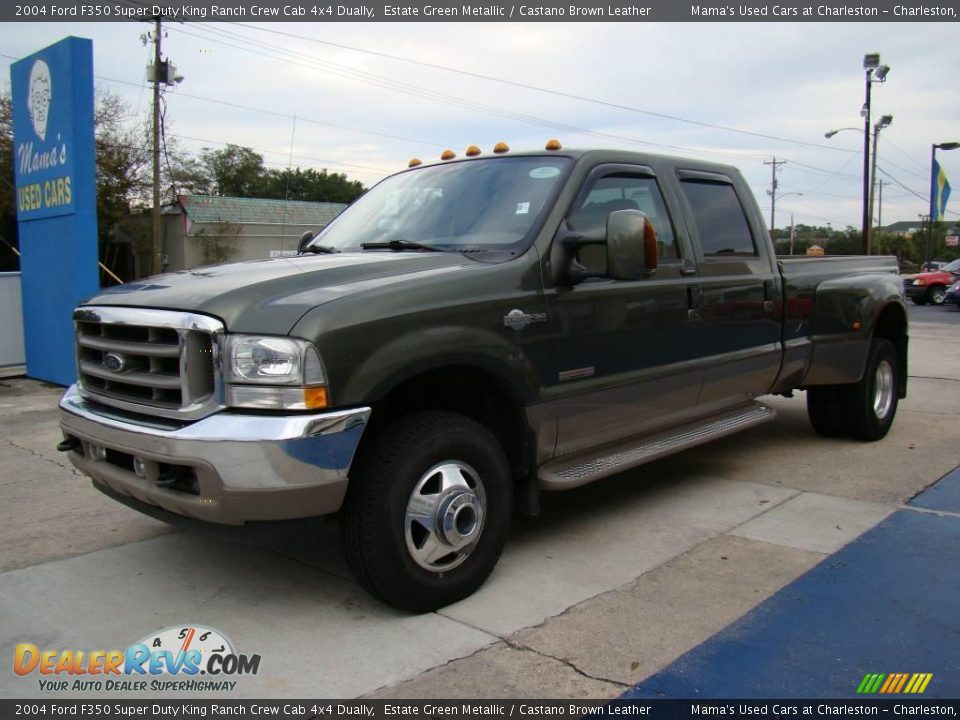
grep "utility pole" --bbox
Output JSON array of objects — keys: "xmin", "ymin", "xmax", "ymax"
[
  {"xmin": 151, "ymin": 16, "xmax": 162, "ymax": 277},
  {"xmin": 876, "ymin": 179, "xmax": 887, "ymax": 245},
  {"xmin": 764, "ymin": 157, "xmax": 787, "ymax": 240},
  {"xmin": 789, "ymin": 213, "xmax": 796, "ymax": 256}
]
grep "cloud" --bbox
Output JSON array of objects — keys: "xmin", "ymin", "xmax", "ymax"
[{"xmin": 2, "ymin": 20, "xmax": 958, "ymax": 227}]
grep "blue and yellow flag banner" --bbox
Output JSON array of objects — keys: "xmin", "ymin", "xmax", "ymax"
[{"xmin": 932, "ymin": 159, "xmax": 952, "ymax": 221}]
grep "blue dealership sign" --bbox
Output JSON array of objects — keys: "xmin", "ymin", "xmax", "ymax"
[{"xmin": 10, "ymin": 37, "xmax": 99, "ymax": 386}]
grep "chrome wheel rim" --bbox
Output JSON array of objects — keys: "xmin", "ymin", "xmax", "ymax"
[
  {"xmin": 404, "ymin": 461, "xmax": 486, "ymax": 573},
  {"xmin": 873, "ymin": 360, "xmax": 894, "ymax": 420},
  {"xmin": 931, "ymin": 288, "xmax": 945, "ymax": 304}
]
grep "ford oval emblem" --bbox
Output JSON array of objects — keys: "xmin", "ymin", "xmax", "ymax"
[{"xmin": 102, "ymin": 353, "xmax": 127, "ymax": 373}]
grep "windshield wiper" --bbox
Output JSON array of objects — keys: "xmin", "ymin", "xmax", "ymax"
[
  {"xmin": 301, "ymin": 244, "xmax": 341, "ymax": 254},
  {"xmin": 360, "ymin": 239, "xmax": 444, "ymax": 252}
]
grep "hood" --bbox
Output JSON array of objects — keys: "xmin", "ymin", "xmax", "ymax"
[{"xmin": 83, "ymin": 252, "xmax": 474, "ymax": 333}]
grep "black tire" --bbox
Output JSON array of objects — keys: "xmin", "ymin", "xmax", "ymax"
[
  {"xmin": 927, "ymin": 285, "xmax": 946, "ymax": 305},
  {"xmin": 806, "ymin": 386, "xmax": 848, "ymax": 438},
  {"xmin": 341, "ymin": 411, "xmax": 512, "ymax": 612},
  {"xmin": 843, "ymin": 338, "xmax": 900, "ymax": 441},
  {"xmin": 911, "ymin": 296, "xmax": 927, "ymax": 306}
]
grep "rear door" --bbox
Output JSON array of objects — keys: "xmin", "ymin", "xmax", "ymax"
[{"xmin": 673, "ymin": 169, "xmax": 782, "ymax": 408}]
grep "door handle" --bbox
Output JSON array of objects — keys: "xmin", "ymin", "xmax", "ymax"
[
  {"xmin": 763, "ymin": 279, "xmax": 776, "ymax": 313},
  {"xmin": 680, "ymin": 266, "xmax": 697, "ymax": 276},
  {"xmin": 687, "ymin": 286, "xmax": 702, "ymax": 321}
]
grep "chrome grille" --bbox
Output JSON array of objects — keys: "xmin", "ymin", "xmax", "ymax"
[{"xmin": 74, "ymin": 307, "xmax": 224, "ymax": 420}]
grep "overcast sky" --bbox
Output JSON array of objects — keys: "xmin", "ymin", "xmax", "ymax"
[{"xmin": 2, "ymin": 20, "xmax": 958, "ymax": 231}]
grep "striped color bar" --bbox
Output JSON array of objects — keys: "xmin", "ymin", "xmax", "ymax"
[{"xmin": 857, "ymin": 673, "xmax": 933, "ymax": 694}]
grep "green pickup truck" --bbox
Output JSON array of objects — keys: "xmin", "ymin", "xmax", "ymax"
[{"xmin": 58, "ymin": 145, "xmax": 908, "ymax": 611}]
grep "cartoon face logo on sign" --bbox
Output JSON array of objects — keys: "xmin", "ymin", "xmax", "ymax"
[{"xmin": 27, "ymin": 59, "xmax": 52, "ymax": 141}]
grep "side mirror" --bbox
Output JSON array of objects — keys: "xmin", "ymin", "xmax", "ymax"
[
  {"xmin": 606, "ymin": 209, "xmax": 658, "ymax": 281},
  {"xmin": 297, "ymin": 230, "xmax": 314, "ymax": 255}
]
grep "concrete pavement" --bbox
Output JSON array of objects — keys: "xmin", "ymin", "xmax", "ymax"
[{"xmin": 1, "ymin": 303, "xmax": 958, "ymax": 699}]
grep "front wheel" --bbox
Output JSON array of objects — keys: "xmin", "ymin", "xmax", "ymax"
[
  {"xmin": 927, "ymin": 285, "xmax": 946, "ymax": 305},
  {"xmin": 341, "ymin": 411, "xmax": 512, "ymax": 612},
  {"xmin": 844, "ymin": 338, "xmax": 900, "ymax": 441}
]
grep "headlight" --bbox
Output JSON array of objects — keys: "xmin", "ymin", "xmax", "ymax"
[
  {"xmin": 913, "ymin": 278, "xmax": 926, "ymax": 286},
  {"xmin": 223, "ymin": 335, "xmax": 328, "ymax": 410}
]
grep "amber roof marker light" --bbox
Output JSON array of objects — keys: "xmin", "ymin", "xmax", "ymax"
[
  {"xmin": 493, "ymin": 142, "xmax": 510, "ymax": 154},
  {"xmin": 545, "ymin": 139, "xmax": 562, "ymax": 151},
  {"xmin": 466, "ymin": 145, "xmax": 481, "ymax": 157},
  {"xmin": 408, "ymin": 158, "xmax": 422, "ymax": 168},
  {"xmin": 441, "ymin": 150, "xmax": 456, "ymax": 160}
]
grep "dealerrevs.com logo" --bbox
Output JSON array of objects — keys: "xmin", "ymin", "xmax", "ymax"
[{"xmin": 14, "ymin": 625, "xmax": 261, "ymax": 692}]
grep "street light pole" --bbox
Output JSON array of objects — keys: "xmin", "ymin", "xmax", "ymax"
[
  {"xmin": 867, "ymin": 114, "xmax": 893, "ymax": 255},
  {"xmin": 860, "ymin": 53, "xmax": 889, "ymax": 256},
  {"xmin": 862, "ymin": 63, "xmax": 872, "ymax": 255},
  {"xmin": 930, "ymin": 142, "xmax": 960, "ymax": 258},
  {"xmin": 877, "ymin": 179, "xmax": 887, "ymax": 247}
]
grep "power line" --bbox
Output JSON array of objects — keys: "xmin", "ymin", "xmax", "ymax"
[
  {"xmin": 0, "ymin": 50, "xmax": 455, "ymax": 154},
  {"xmin": 777, "ymin": 204, "xmax": 850, "ymax": 225},
  {"xmin": 101, "ymin": 72, "xmax": 455, "ymax": 152},
  {"xmin": 233, "ymin": 22, "xmax": 857, "ymax": 154},
  {"xmin": 880, "ymin": 136, "xmax": 930, "ymax": 174},
  {"xmin": 172, "ymin": 23, "xmax": 824, "ymax": 165},
  {"xmin": 171, "ymin": 23, "xmax": 728, "ymax": 159},
  {"xmin": 2, "ymin": 45, "xmax": 862, "ymax": 181},
  {"xmin": 875, "ymin": 165, "xmax": 928, "ymax": 203}
]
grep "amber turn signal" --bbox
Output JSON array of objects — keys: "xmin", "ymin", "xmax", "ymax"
[{"xmin": 303, "ymin": 387, "xmax": 329, "ymax": 409}]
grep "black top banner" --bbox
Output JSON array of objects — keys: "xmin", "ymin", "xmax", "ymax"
[
  {"xmin": 5, "ymin": 699, "xmax": 960, "ymax": 719},
  {"xmin": 4, "ymin": 0, "xmax": 960, "ymax": 22}
]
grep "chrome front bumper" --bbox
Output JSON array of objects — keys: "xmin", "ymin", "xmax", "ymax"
[{"xmin": 59, "ymin": 384, "xmax": 370, "ymax": 525}]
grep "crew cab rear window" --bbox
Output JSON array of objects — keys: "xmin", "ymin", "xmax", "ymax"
[{"xmin": 680, "ymin": 180, "xmax": 757, "ymax": 257}]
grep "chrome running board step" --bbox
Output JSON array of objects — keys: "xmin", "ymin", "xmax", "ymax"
[{"xmin": 539, "ymin": 401, "xmax": 776, "ymax": 490}]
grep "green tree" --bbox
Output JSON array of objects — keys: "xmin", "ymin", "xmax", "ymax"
[
  {"xmin": 94, "ymin": 90, "xmax": 152, "ymax": 245},
  {"xmin": 193, "ymin": 145, "xmax": 366, "ymax": 203},
  {"xmin": 0, "ymin": 91, "xmax": 19, "ymax": 271},
  {"xmin": 259, "ymin": 166, "xmax": 365, "ymax": 203},
  {"xmin": 201, "ymin": 144, "xmax": 267, "ymax": 197}
]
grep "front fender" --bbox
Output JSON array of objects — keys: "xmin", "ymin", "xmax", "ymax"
[{"xmin": 338, "ymin": 324, "xmax": 542, "ymax": 406}]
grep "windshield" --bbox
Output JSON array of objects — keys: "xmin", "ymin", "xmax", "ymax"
[
  {"xmin": 941, "ymin": 259, "xmax": 960, "ymax": 272},
  {"xmin": 308, "ymin": 156, "xmax": 570, "ymax": 254}
]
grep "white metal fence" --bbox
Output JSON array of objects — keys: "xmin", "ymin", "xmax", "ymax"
[{"xmin": 0, "ymin": 273, "xmax": 26, "ymax": 375}]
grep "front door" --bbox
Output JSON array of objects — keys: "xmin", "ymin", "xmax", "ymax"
[{"xmin": 543, "ymin": 164, "xmax": 703, "ymax": 459}]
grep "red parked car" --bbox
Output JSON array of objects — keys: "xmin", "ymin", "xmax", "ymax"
[{"xmin": 904, "ymin": 258, "xmax": 960, "ymax": 305}]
